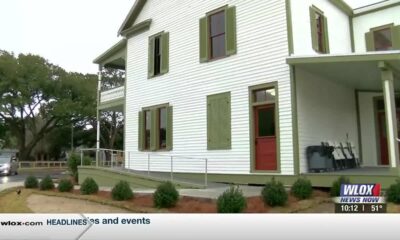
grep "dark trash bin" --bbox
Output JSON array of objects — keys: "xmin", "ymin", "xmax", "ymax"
[{"xmin": 306, "ymin": 145, "xmax": 334, "ymax": 173}]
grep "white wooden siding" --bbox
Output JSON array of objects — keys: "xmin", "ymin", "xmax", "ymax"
[
  {"xmin": 296, "ymin": 68, "xmax": 359, "ymax": 173},
  {"xmin": 358, "ymin": 91, "xmax": 382, "ymax": 166},
  {"xmin": 125, "ymin": 0, "xmax": 294, "ymax": 175},
  {"xmin": 290, "ymin": 0, "xmax": 352, "ymax": 55},
  {"xmin": 353, "ymin": 5, "xmax": 400, "ymax": 53}
]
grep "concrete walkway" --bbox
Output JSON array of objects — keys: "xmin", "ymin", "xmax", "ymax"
[
  {"xmin": 2, "ymin": 181, "xmax": 263, "ymax": 200},
  {"xmin": 94, "ymin": 185, "xmax": 263, "ymax": 200}
]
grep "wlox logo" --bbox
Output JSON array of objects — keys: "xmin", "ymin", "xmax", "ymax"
[
  {"xmin": 340, "ymin": 184, "xmax": 381, "ymax": 196},
  {"xmin": 336, "ymin": 184, "xmax": 384, "ymax": 204}
]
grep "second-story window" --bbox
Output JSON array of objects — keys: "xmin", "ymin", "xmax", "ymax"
[
  {"xmin": 365, "ymin": 24, "xmax": 400, "ymax": 52},
  {"xmin": 200, "ymin": 6, "xmax": 237, "ymax": 62},
  {"xmin": 309, "ymin": 6, "xmax": 329, "ymax": 54},
  {"xmin": 148, "ymin": 32, "xmax": 169, "ymax": 78},
  {"xmin": 210, "ymin": 11, "xmax": 226, "ymax": 59},
  {"xmin": 154, "ymin": 36, "xmax": 161, "ymax": 75}
]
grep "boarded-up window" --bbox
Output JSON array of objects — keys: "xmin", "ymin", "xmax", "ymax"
[{"xmin": 207, "ymin": 92, "xmax": 231, "ymax": 150}]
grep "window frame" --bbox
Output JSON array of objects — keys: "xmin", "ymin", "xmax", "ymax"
[
  {"xmin": 140, "ymin": 103, "xmax": 172, "ymax": 152},
  {"xmin": 371, "ymin": 23, "xmax": 395, "ymax": 51},
  {"xmin": 158, "ymin": 107, "xmax": 167, "ymax": 150},
  {"xmin": 200, "ymin": 5, "xmax": 237, "ymax": 63},
  {"xmin": 148, "ymin": 31, "xmax": 169, "ymax": 79},
  {"xmin": 154, "ymin": 36, "xmax": 162, "ymax": 76},
  {"xmin": 309, "ymin": 5, "xmax": 329, "ymax": 54},
  {"xmin": 208, "ymin": 9, "xmax": 226, "ymax": 60},
  {"xmin": 144, "ymin": 110, "xmax": 152, "ymax": 151}
]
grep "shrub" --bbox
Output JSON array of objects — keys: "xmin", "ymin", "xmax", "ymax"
[
  {"xmin": 67, "ymin": 153, "xmax": 92, "ymax": 175},
  {"xmin": 82, "ymin": 156, "xmax": 93, "ymax": 166},
  {"xmin": 39, "ymin": 175, "xmax": 55, "ymax": 191},
  {"xmin": 24, "ymin": 175, "xmax": 39, "ymax": 189},
  {"xmin": 67, "ymin": 154, "xmax": 80, "ymax": 174},
  {"xmin": 58, "ymin": 178, "xmax": 74, "ymax": 192},
  {"xmin": 330, "ymin": 176, "xmax": 350, "ymax": 197},
  {"xmin": 217, "ymin": 186, "xmax": 247, "ymax": 213},
  {"xmin": 153, "ymin": 182, "xmax": 179, "ymax": 208},
  {"xmin": 111, "ymin": 181, "xmax": 134, "ymax": 201},
  {"xmin": 262, "ymin": 178, "xmax": 288, "ymax": 207},
  {"xmin": 386, "ymin": 179, "xmax": 400, "ymax": 204},
  {"xmin": 291, "ymin": 178, "xmax": 313, "ymax": 200},
  {"xmin": 80, "ymin": 177, "xmax": 99, "ymax": 195}
]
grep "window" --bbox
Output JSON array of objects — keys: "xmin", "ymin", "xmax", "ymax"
[
  {"xmin": 210, "ymin": 11, "xmax": 226, "ymax": 59},
  {"xmin": 309, "ymin": 6, "xmax": 329, "ymax": 54},
  {"xmin": 254, "ymin": 88, "xmax": 276, "ymax": 103},
  {"xmin": 159, "ymin": 107, "xmax": 167, "ymax": 149},
  {"xmin": 139, "ymin": 105, "xmax": 173, "ymax": 151},
  {"xmin": 144, "ymin": 110, "xmax": 151, "ymax": 150},
  {"xmin": 365, "ymin": 24, "xmax": 400, "ymax": 52},
  {"xmin": 154, "ymin": 36, "xmax": 161, "ymax": 75},
  {"xmin": 148, "ymin": 32, "xmax": 169, "ymax": 78},
  {"xmin": 200, "ymin": 6, "xmax": 237, "ymax": 62},
  {"xmin": 207, "ymin": 92, "xmax": 231, "ymax": 150}
]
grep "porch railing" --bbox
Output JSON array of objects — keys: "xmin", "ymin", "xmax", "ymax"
[
  {"xmin": 79, "ymin": 148, "xmax": 208, "ymax": 188},
  {"xmin": 100, "ymin": 86, "xmax": 125, "ymax": 103}
]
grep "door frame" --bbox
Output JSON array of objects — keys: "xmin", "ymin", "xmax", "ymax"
[
  {"xmin": 373, "ymin": 96, "xmax": 400, "ymax": 166},
  {"xmin": 249, "ymin": 82, "xmax": 281, "ymax": 173}
]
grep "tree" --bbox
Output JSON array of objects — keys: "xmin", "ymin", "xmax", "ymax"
[
  {"xmin": 87, "ymin": 68, "xmax": 125, "ymax": 151},
  {"xmin": 0, "ymin": 51, "xmax": 97, "ymax": 160}
]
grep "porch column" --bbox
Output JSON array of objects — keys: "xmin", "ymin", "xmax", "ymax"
[
  {"xmin": 380, "ymin": 63, "xmax": 399, "ymax": 168},
  {"xmin": 96, "ymin": 66, "xmax": 102, "ymax": 167}
]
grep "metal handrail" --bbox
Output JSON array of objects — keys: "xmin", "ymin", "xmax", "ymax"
[{"xmin": 79, "ymin": 148, "xmax": 209, "ymax": 187}]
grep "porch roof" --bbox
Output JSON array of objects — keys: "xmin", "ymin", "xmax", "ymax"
[
  {"xmin": 93, "ymin": 39, "xmax": 126, "ymax": 70},
  {"xmin": 286, "ymin": 51, "xmax": 400, "ymax": 91}
]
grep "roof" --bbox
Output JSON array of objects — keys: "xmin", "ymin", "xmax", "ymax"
[
  {"xmin": 353, "ymin": 0, "xmax": 400, "ymax": 16},
  {"xmin": 287, "ymin": 51, "xmax": 400, "ymax": 91},
  {"xmin": 93, "ymin": 39, "xmax": 127, "ymax": 66},
  {"xmin": 118, "ymin": 0, "xmax": 147, "ymax": 36}
]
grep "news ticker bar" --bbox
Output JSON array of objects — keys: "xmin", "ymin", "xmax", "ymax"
[{"xmin": 0, "ymin": 214, "xmax": 400, "ymax": 240}]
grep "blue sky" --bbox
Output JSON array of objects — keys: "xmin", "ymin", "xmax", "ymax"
[{"xmin": 0, "ymin": 0, "xmax": 384, "ymax": 74}]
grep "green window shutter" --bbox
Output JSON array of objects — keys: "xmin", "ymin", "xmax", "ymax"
[
  {"xmin": 150, "ymin": 109, "xmax": 157, "ymax": 151},
  {"xmin": 323, "ymin": 16, "xmax": 329, "ymax": 53},
  {"xmin": 199, "ymin": 16, "xmax": 209, "ymax": 63},
  {"xmin": 391, "ymin": 25, "xmax": 400, "ymax": 50},
  {"xmin": 365, "ymin": 31, "xmax": 375, "ymax": 51},
  {"xmin": 225, "ymin": 6, "xmax": 237, "ymax": 56},
  {"xmin": 166, "ymin": 106, "xmax": 173, "ymax": 151},
  {"xmin": 148, "ymin": 36, "xmax": 155, "ymax": 78},
  {"xmin": 309, "ymin": 7, "xmax": 318, "ymax": 52},
  {"xmin": 207, "ymin": 92, "xmax": 231, "ymax": 150},
  {"xmin": 138, "ymin": 111, "xmax": 145, "ymax": 151},
  {"xmin": 161, "ymin": 32, "xmax": 169, "ymax": 74}
]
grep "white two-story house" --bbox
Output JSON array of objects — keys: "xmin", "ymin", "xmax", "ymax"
[{"xmin": 90, "ymin": 0, "xmax": 400, "ymax": 187}]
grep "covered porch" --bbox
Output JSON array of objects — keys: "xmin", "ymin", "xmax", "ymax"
[
  {"xmin": 93, "ymin": 39, "xmax": 127, "ymax": 155},
  {"xmin": 287, "ymin": 51, "xmax": 400, "ymax": 177}
]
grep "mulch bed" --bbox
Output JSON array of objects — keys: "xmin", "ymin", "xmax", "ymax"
[{"xmin": 46, "ymin": 188, "xmax": 331, "ymax": 213}]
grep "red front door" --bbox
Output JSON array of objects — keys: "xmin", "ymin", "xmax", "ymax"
[
  {"xmin": 254, "ymin": 104, "xmax": 277, "ymax": 171},
  {"xmin": 377, "ymin": 111, "xmax": 400, "ymax": 165}
]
